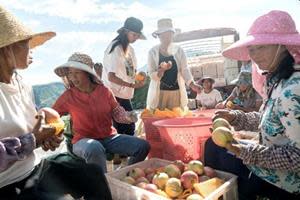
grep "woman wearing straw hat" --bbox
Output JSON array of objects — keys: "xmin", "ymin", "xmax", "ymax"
[
  {"xmin": 0, "ymin": 6, "xmax": 112, "ymax": 199},
  {"xmin": 205, "ymin": 10, "xmax": 300, "ymax": 199},
  {"xmin": 195, "ymin": 76, "xmax": 223, "ymax": 109},
  {"xmin": 102, "ymin": 17, "xmax": 146, "ymax": 137},
  {"xmin": 53, "ymin": 52, "xmax": 150, "ymax": 173},
  {"xmin": 215, "ymin": 71, "xmax": 262, "ymax": 112},
  {"xmin": 147, "ymin": 18, "xmax": 201, "ymax": 110}
]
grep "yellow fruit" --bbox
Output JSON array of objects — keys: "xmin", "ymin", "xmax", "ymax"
[
  {"xmin": 49, "ymin": 119, "xmax": 65, "ymax": 135},
  {"xmin": 135, "ymin": 72, "xmax": 146, "ymax": 82},
  {"xmin": 212, "ymin": 118, "xmax": 231, "ymax": 130},
  {"xmin": 165, "ymin": 178, "xmax": 183, "ymax": 198},
  {"xmin": 211, "ymin": 127, "xmax": 233, "ymax": 147},
  {"xmin": 226, "ymin": 101, "xmax": 234, "ymax": 109}
]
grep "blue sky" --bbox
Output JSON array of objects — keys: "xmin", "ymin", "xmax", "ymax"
[{"xmin": 1, "ymin": 0, "xmax": 300, "ymax": 85}]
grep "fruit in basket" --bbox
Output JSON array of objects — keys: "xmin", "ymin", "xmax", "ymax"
[
  {"xmin": 199, "ymin": 175, "xmax": 210, "ymax": 182},
  {"xmin": 180, "ymin": 170, "xmax": 199, "ymax": 189},
  {"xmin": 173, "ymin": 160, "xmax": 186, "ymax": 173},
  {"xmin": 187, "ymin": 160, "xmax": 204, "ymax": 175},
  {"xmin": 135, "ymin": 177, "xmax": 150, "ymax": 185},
  {"xmin": 122, "ymin": 176, "xmax": 136, "ymax": 185},
  {"xmin": 146, "ymin": 172, "xmax": 155, "ymax": 182},
  {"xmin": 136, "ymin": 182, "xmax": 147, "ymax": 189},
  {"xmin": 212, "ymin": 118, "xmax": 231, "ymax": 130},
  {"xmin": 135, "ymin": 71, "xmax": 146, "ymax": 82},
  {"xmin": 155, "ymin": 189, "xmax": 169, "ymax": 198},
  {"xmin": 203, "ymin": 166, "xmax": 217, "ymax": 178},
  {"xmin": 193, "ymin": 177, "xmax": 224, "ymax": 197},
  {"xmin": 152, "ymin": 172, "xmax": 169, "ymax": 189},
  {"xmin": 164, "ymin": 164, "xmax": 181, "ymax": 178},
  {"xmin": 165, "ymin": 178, "xmax": 183, "ymax": 198},
  {"xmin": 187, "ymin": 194, "xmax": 204, "ymax": 200},
  {"xmin": 212, "ymin": 127, "xmax": 233, "ymax": 147},
  {"xmin": 144, "ymin": 167, "xmax": 155, "ymax": 175},
  {"xmin": 144, "ymin": 183, "xmax": 158, "ymax": 193},
  {"xmin": 128, "ymin": 168, "xmax": 145, "ymax": 180}
]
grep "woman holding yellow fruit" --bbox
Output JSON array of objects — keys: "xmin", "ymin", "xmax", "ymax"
[
  {"xmin": 147, "ymin": 18, "xmax": 201, "ymax": 110},
  {"xmin": 205, "ymin": 10, "xmax": 300, "ymax": 200}
]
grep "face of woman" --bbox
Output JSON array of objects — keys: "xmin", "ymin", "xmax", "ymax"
[
  {"xmin": 239, "ymin": 84, "xmax": 248, "ymax": 92},
  {"xmin": 67, "ymin": 68, "xmax": 91, "ymax": 89},
  {"xmin": 127, "ymin": 31, "xmax": 140, "ymax": 43},
  {"xmin": 158, "ymin": 31, "xmax": 174, "ymax": 46},
  {"xmin": 247, "ymin": 44, "xmax": 286, "ymax": 71},
  {"xmin": 202, "ymin": 79, "xmax": 213, "ymax": 90},
  {"xmin": 11, "ymin": 39, "xmax": 32, "ymax": 69}
]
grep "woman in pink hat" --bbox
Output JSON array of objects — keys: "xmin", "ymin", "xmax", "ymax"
[{"xmin": 205, "ymin": 10, "xmax": 300, "ymax": 199}]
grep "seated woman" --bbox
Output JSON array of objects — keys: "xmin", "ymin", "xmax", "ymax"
[
  {"xmin": 195, "ymin": 76, "xmax": 223, "ymax": 109},
  {"xmin": 205, "ymin": 10, "xmax": 300, "ymax": 200},
  {"xmin": 216, "ymin": 71, "xmax": 262, "ymax": 112},
  {"xmin": 52, "ymin": 52, "xmax": 150, "ymax": 172},
  {"xmin": 0, "ymin": 6, "xmax": 112, "ymax": 200}
]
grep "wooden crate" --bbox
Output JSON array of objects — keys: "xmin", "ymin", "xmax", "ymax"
[{"xmin": 105, "ymin": 158, "xmax": 238, "ymax": 200}]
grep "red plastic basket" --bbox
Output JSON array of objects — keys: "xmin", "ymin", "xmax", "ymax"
[
  {"xmin": 153, "ymin": 117, "xmax": 212, "ymax": 163},
  {"xmin": 142, "ymin": 117, "xmax": 165, "ymax": 158}
]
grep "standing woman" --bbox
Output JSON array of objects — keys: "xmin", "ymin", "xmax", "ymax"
[
  {"xmin": 206, "ymin": 10, "xmax": 300, "ymax": 199},
  {"xmin": 103, "ymin": 17, "xmax": 146, "ymax": 136},
  {"xmin": 147, "ymin": 18, "xmax": 201, "ymax": 110},
  {"xmin": 0, "ymin": 6, "xmax": 112, "ymax": 199}
]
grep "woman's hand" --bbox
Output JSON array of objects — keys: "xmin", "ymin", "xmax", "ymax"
[
  {"xmin": 189, "ymin": 82, "xmax": 202, "ymax": 93},
  {"xmin": 126, "ymin": 111, "xmax": 138, "ymax": 123},
  {"xmin": 41, "ymin": 135, "xmax": 64, "ymax": 151},
  {"xmin": 212, "ymin": 110, "xmax": 236, "ymax": 123},
  {"xmin": 32, "ymin": 114, "xmax": 56, "ymax": 146},
  {"xmin": 225, "ymin": 142, "xmax": 241, "ymax": 156},
  {"xmin": 132, "ymin": 81, "xmax": 145, "ymax": 89},
  {"xmin": 215, "ymin": 102, "xmax": 226, "ymax": 109}
]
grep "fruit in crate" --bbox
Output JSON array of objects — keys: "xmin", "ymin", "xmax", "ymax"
[
  {"xmin": 212, "ymin": 127, "xmax": 233, "ymax": 147},
  {"xmin": 127, "ymin": 167, "xmax": 145, "ymax": 180},
  {"xmin": 193, "ymin": 177, "xmax": 224, "ymax": 197},
  {"xmin": 187, "ymin": 160, "xmax": 204, "ymax": 175},
  {"xmin": 155, "ymin": 189, "xmax": 169, "ymax": 198},
  {"xmin": 212, "ymin": 118, "xmax": 231, "ymax": 130},
  {"xmin": 180, "ymin": 170, "xmax": 199, "ymax": 189},
  {"xmin": 135, "ymin": 177, "xmax": 149, "ymax": 184},
  {"xmin": 135, "ymin": 71, "xmax": 146, "ymax": 82},
  {"xmin": 186, "ymin": 194, "xmax": 204, "ymax": 200},
  {"xmin": 199, "ymin": 175, "xmax": 210, "ymax": 182},
  {"xmin": 122, "ymin": 176, "xmax": 135, "ymax": 185},
  {"xmin": 136, "ymin": 182, "xmax": 147, "ymax": 189},
  {"xmin": 165, "ymin": 178, "xmax": 183, "ymax": 198},
  {"xmin": 144, "ymin": 167, "xmax": 155, "ymax": 175},
  {"xmin": 164, "ymin": 164, "xmax": 181, "ymax": 178},
  {"xmin": 152, "ymin": 172, "xmax": 169, "ymax": 189},
  {"xmin": 204, "ymin": 166, "xmax": 217, "ymax": 178},
  {"xmin": 144, "ymin": 183, "xmax": 158, "ymax": 193},
  {"xmin": 39, "ymin": 107, "xmax": 65, "ymax": 135},
  {"xmin": 173, "ymin": 160, "xmax": 186, "ymax": 173}
]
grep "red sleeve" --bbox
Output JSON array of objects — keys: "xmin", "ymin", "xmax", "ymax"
[
  {"xmin": 52, "ymin": 91, "xmax": 69, "ymax": 116},
  {"xmin": 106, "ymin": 87, "xmax": 119, "ymax": 111}
]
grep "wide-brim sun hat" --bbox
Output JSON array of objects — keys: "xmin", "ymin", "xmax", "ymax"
[
  {"xmin": 54, "ymin": 52, "xmax": 99, "ymax": 81},
  {"xmin": 222, "ymin": 10, "xmax": 300, "ymax": 63},
  {"xmin": 230, "ymin": 71, "xmax": 252, "ymax": 85},
  {"xmin": 117, "ymin": 17, "xmax": 146, "ymax": 40},
  {"xmin": 0, "ymin": 5, "xmax": 55, "ymax": 49},
  {"xmin": 199, "ymin": 76, "xmax": 215, "ymax": 85},
  {"xmin": 152, "ymin": 18, "xmax": 176, "ymax": 38}
]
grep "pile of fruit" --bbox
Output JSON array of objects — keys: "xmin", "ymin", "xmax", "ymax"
[
  {"xmin": 141, "ymin": 107, "xmax": 193, "ymax": 118},
  {"xmin": 120, "ymin": 160, "xmax": 224, "ymax": 199},
  {"xmin": 211, "ymin": 118, "xmax": 233, "ymax": 147}
]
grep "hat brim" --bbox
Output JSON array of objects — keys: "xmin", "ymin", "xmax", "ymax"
[
  {"xmin": 117, "ymin": 27, "xmax": 146, "ymax": 40},
  {"xmin": 54, "ymin": 61, "xmax": 99, "ymax": 80},
  {"xmin": 222, "ymin": 33, "xmax": 300, "ymax": 60},
  {"xmin": 29, "ymin": 31, "xmax": 56, "ymax": 49},
  {"xmin": 152, "ymin": 28, "xmax": 176, "ymax": 38},
  {"xmin": 200, "ymin": 77, "xmax": 215, "ymax": 84}
]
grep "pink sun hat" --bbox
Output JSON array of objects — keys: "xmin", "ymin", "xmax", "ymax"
[{"xmin": 222, "ymin": 10, "xmax": 300, "ymax": 64}]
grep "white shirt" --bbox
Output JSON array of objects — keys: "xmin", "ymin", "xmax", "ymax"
[
  {"xmin": 102, "ymin": 41, "xmax": 137, "ymax": 99},
  {"xmin": 0, "ymin": 77, "xmax": 40, "ymax": 188},
  {"xmin": 196, "ymin": 89, "xmax": 223, "ymax": 109}
]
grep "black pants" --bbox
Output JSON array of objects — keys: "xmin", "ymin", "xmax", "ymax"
[
  {"xmin": 113, "ymin": 97, "xmax": 135, "ymax": 136},
  {"xmin": 0, "ymin": 153, "xmax": 112, "ymax": 200},
  {"xmin": 204, "ymin": 137, "xmax": 300, "ymax": 200}
]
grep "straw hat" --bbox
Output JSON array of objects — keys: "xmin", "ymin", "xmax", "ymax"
[
  {"xmin": 54, "ymin": 52, "xmax": 99, "ymax": 80},
  {"xmin": 0, "ymin": 5, "xmax": 55, "ymax": 49},
  {"xmin": 152, "ymin": 18, "xmax": 176, "ymax": 38},
  {"xmin": 222, "ymin": 10, "xmax": 300, "ymax": 64},
  {"xmin": 199, "ymin": 76, "xmax": 215, "ymax": 85},
  {"xmin": 117, "ymin": 17, "xmax": 146, "ymax": 40}
]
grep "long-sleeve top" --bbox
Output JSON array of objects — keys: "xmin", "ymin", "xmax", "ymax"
[
  {"xmin": 0, "ymin": 78, "xmax": 39, "ymax": 188},
  {"xmin": 230, "ymin": 68, "xmax": 300, "ymax": 193},
  {"xmin": 146, "ymin": 44, "xmax": 193, "ymax": 110},
  {"xmin": 53, "ymin": 84, "xmax": 132, "ymax": 144}
]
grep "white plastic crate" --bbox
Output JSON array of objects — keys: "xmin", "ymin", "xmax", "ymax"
[{"xmin": 105, "ymin": 158, "xmax": 238, "ymax": 200}]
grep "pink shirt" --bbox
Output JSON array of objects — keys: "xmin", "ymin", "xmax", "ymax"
[{"xmin": 53, "ymin": 84, "xmax": 118, "ymax": 144}]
